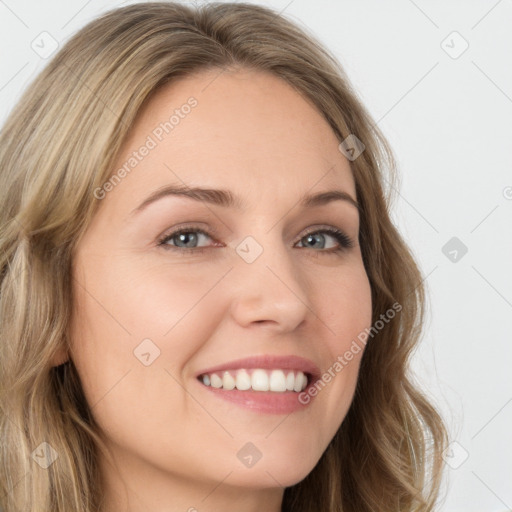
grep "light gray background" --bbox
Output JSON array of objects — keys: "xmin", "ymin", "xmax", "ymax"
[{"xmin": 1, "ymin": 1, "xmax": 511, "ymax": 510}]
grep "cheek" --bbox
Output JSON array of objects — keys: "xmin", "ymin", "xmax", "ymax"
[
  {"xmin": 72, "ymin": 252, "xmax": 224, "ymax": 344},
  {"xmin": 68, "ymin": 258, "xmax": 229, "ymax": 402},
  {"xmin": 309, "ymin": 264, "xmax": 372, "ymax": 429},
  {"xmin": 319, "ymin": 262, "xmax": 373, "ymax": 345},
  {"xmin": 110, "ymin": 257, "xmax": 231, "ymax": 340}
]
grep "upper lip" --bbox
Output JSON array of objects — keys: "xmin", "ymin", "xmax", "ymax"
[{"xmin": 196, "ymin": 354, "xmax": 321, "ymax": 381}]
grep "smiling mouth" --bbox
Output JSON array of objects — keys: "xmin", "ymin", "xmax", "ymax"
[{"xmin": 198, "ymin": 368, "xmax": 309, "ymax": 393}]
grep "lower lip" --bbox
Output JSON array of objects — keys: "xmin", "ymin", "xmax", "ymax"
[{"xmin": 197, "ymin": 381, "xmax": 315, "ymax": 414}]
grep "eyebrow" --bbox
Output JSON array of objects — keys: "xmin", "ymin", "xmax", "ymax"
[{"xmin": 130, "ymin": 184, "xmax": 360, "ymax": 216}]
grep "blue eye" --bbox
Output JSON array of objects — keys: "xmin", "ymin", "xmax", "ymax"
[
  {"xmin": 296, "ymin": 228, "xmax": 354, "ymax": 251},
  {"xmin": 159, "ymin": 229, "xmax": 211, "ymax": 250},
  {"xmin": 157, "ymin": 225, "xmax": 354, "ymax": 254}
]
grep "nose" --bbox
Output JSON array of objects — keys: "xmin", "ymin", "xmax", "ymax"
[{"xmin": 228, "ymin": 237, "xmax": 312, "ymax": 333}]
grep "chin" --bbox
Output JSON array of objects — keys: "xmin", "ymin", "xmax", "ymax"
[{"xmin": 226, "ymin": 446, "xmax": 323, "ymax": 489}]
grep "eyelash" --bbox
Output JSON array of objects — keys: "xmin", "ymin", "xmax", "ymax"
[{"xmin": 157, "ymin": 224, "xmax": 355, "ymax": 256}]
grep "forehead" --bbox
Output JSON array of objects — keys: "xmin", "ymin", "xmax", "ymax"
[{"xmin": 109, "ymin": 68, "xmax": 355, "ymax": 209}]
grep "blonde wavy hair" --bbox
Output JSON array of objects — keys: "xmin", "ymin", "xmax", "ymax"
[{"xmin": 0, "ymin": 2, "xmax": 448, "ymax": 511}]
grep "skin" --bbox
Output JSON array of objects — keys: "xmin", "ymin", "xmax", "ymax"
[{"xmin": 63, "ymin": 68, "xmax": 372, "ymax": 512}]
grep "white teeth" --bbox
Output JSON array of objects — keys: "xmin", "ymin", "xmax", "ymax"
[
  {"xmin": 251, "ymin": 369, "xmax": 269, "ymax": 391},
  {"xmin": 222, "ymin": 371, "xmax": 236, "ymax": 390},
  {"xmin": 269, "ymin": 369, "xmax": 287, "ymax": 392},
  {"xmin": 210, "ymin": 373, "xmax": 223, "ymax": 388},
  {"xmin": 293, "ymin": 372, "xmax": 304, "ymax": 392},
  {"xmin": 285, "ymin": 371, "xmax": 295, "ymax": 391},
  {"xmin": 200, "ymin": 369, "xmax": 308, "ymax": 392},
  {"xmin": 235, "ymin": 369, "xmax": 251, "ymax": 390}
]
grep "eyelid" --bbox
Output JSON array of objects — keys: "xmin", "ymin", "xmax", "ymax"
[{"xmin": 157, "ymin": 220, "xmax": 216, "ymax": 239}]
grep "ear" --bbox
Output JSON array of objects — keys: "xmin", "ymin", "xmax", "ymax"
[{"xmin": 51, "ymin": 347, "xmax": 70, "ymax": 367}]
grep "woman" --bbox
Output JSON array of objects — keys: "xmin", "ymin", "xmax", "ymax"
[{"xmin": 0, "ymin": 2, "xmax": 448, "ymax": 511}]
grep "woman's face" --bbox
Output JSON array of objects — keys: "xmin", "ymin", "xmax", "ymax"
[{"xmin": 69, "ymin": 68, "xmax": 372, "ymax": 510}]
